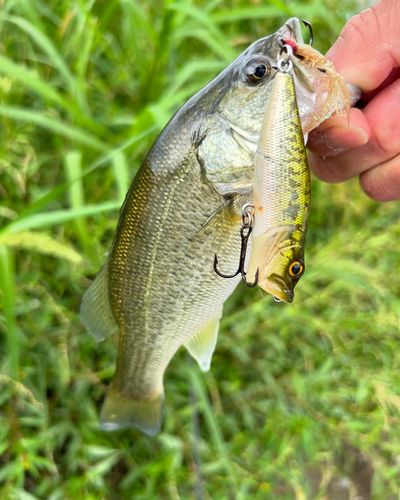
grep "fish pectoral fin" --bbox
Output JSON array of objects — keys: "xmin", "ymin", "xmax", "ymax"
[
  {"xmin": 184, "ymin": 306, "xmax": 223, "ymax": 372},
  {"xmin": 80, "ymin": 260, "xmax": 118, "ymax": 342},
  {"xmin": 213, "ymin": 178, "xmax": 253, "ymax": 196},
  {"xmin": 100, "ymin": 381, "xmax": 164, "ymax": 436}
]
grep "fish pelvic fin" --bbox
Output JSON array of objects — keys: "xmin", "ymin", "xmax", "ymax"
[
  {"xmin": 185, "ymin": 306, "xmax": 222, "ymax": 372},
  {"xmin": 100, "ymin": 381, "xmax": 164, "ymax": 436},
  {"xmin": 80, "ymin": 260, "xmax": 118, "ymax": 342}
]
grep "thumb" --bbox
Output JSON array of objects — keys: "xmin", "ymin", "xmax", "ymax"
[{"xmin": 326, "ymin": 0, "xmax": 400, "ymax": 91}]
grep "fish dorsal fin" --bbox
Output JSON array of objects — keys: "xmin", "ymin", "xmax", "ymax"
[
  {"xmin": 185, "ymin": 306, "xmax": 223, "ymax": 372},
  {"xmin": 80, "ymin": 260, "xmax": 118, "ymax": 342}
]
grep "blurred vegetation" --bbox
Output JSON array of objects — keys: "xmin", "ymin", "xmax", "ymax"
[{"xmin": 1, "ymin": 0, "xmax": 400, "ymax": 498}]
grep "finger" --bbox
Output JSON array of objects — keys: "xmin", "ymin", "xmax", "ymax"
[
  {"xmin": 359, "ymin": 67, "xmax": 400, "ymax": 106},
  {"xmin": 360, "ymin": 153, "xmax": 400, "ymax": 202},
  {"xmin": 326, "ymin": 0, "xmax": 400, "ymax": 91},
  {"xmin": 309, "ymin": 78, "xmax": 400, "ymax": 183},
  {"xmin": 307, "ymin": 108, "xmax": 370, "ymax": 156}
]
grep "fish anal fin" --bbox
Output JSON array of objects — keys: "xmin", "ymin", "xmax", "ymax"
[
  {"xmin": 185, "ymin": 306, "xmax": 222, "ymax": 372},
  {"xmin": 100, "ymin": 381, "xmax": 164, "ymax": 436},
  {"xmin": 80, "ymin": 260, "xmax": 118, "ymax": 342}
]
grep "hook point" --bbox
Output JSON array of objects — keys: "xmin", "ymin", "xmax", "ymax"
[{"xmin": 301, "ymin": 19, "xmax": 314, "ymax": 46}]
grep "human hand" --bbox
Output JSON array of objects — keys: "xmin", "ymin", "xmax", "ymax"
[{"xmin": 307, "ymin": 0, "xmax": 400, "ymax": 201}]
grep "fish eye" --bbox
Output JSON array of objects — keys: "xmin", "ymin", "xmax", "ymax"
[
  {"xmin": 289, "ymin": 261, "xmax": 304, "ymax": 277},
  {"xmin": 244, "ymin": 57, "xmax": 271, "ymax": 83}
]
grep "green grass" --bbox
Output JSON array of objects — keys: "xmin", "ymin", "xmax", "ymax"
[{"xmin": 1, "ymin": 0, "xmax": 400, "ymax": 498}]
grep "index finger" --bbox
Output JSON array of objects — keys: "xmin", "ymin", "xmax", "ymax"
[{"xmin": 326, "ymin": 0, "xmax": 400, "ymax": 91}]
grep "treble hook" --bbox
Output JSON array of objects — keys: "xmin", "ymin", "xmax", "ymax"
[
  {"xmin": 301, "ymin": 19, "xmax": 314, "ymax": 46},
  {"xmin": 213, "ymin": 204, "xmax": 259, "ymax": 288}
]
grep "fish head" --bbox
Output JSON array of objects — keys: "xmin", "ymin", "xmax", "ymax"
[
  {"xmin": 194, "ymin": 18, "xmax": 357, "ymax": 191},
  {"xmin": 212, "ymin": 18, "xmax": 356, "ymax": 141},
  {"xmin": 216, "ymin": 18, "xmax": 305, "ymax": 139},
  {"xmin": 193, "ymin": 18, "xmax": 311, "ymax": 190},
  {"xmin": 253, "ymin": 227, "xmax": 306, "ymax": 304}
]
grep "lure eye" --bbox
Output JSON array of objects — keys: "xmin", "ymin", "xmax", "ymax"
[
  {"xmin": 244, "ymin": 57, "xmax": 271, "ymax": 83},
  {"xmin": 289, "ymin": 261, "xmax": 304, "ymax": 277}
]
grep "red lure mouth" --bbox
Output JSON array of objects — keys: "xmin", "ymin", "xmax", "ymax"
[{"xmin": 282, "ymin": 38, "xmax": 298, "ymax": 53}]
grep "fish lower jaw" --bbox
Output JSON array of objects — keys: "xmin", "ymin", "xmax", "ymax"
[
  {"xmin": 273, "ymin": 291, "xmax": 293, "ymax": 304},
  {"xmin": 258, "ymin": 276, "xmax": 294, "ymax": 303}
]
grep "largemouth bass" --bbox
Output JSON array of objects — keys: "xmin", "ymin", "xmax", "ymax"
[
  {"xmin": 81, "ymin": 18, "xmax": 359, "ymax": 435},
  {"xmin": 246, "ymin": 70, "xmax": 310, "ymax": 303}
]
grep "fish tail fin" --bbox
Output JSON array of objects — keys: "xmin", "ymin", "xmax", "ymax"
[{"xmin": 100, "ymin": 381, "xmax": 164, "ymax": 436}]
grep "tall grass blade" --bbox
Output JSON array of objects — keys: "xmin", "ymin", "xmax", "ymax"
[
  {"xmin": 112, "ymin": 152, "xmax": 130, "ymax": 202},
  {"xmin": 0, "ymin": 106, "xmax": 108, "ymax": 152},
  {"xmin": 64, "ymin": 151, "xmax": 85, "ymax": 208},
  {"xmin": 0, "ymin": 232, "xmax": 82, "ymax": 264},
  {"xmin": 0, "ymin": 54, "xmax": 108, "ymax": 136},
  {"xmin": 211, "ymin": 6, "xmax": 285, "ymax": 23},
  {"xmin": 165, "ymin": 59, "xmax": 225, "ymax": 99},
  {"xmin": 0, "ymin": 246, "xmax": 18, "ymax": 379},
  {"xmin": 0, "ymin": 125, "xmax": 157, "ymax": 238},
  {"xmin": 75, "ymin": 20, "xmax": 94, "ymax": 90},
  {"xmin": 64, "ymin": 151, "xmax": 91, "ymax": 253},
  {"xmin": 119, "ymin": 0, "xmax": 157, "ymax": 46},
  {"xmin": 170, "ymin": 3, "xmax": 236, "ymax": 62},
  {"xmin": 4, "ymin": 201, "xmax": 121, "ymax": 234},
  {"xmin": 2, "ymin": 14, "xmax": 88, "ymax": 112},
  {"xmin": 173, "ymin": 27, "xmax": 235, "ymax": 62},
  {"xmin": 0, "ymin": 54, "xmax": 65, "ymax": 106},
  {"xmin": 189, "ymin": 367, "xmax": 238, "ymax": 493}
]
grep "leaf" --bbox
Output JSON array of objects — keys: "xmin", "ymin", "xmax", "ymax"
[
  {"xmin": 13, "ymin": 488, "xmax": 40, "ymax": 500},
  {"xmin": 64, "ymin": 151, "xmax": 92, "ymax": 253},
  {"xmin": 1, "ymin": 14, "xmax": 88, "ymax": 110},
  {"xmin": 0, "ymin": 232, "xmax": 82, "ymax": 264},
  {"xmin": 0, "ymin": 206, "xmax": 18, "ymax": 220},
  {"xmin": 0, "ymin": 106, "xmax": 108, "ymax": 152},
  {"xmin": 3, "ymin": 201, "xmax": 121, "ymax": 233},
  {"xmin": 112, "ymin": 152, "xmax": 130, "ymax": 202},
  {"xmin": 188, "ymin": 367, "xmax": 238, "ymax": 491},
  {"xmin": 87, "ymin": 452, "xmax": 121, "ymax": 477},
  {"xmin": 0, "ymin": 54, "xmax": 65, "ymax": 106},
  {"xmin": 0, "ymin": 247, "xmax": 18, "ymax": 379},
  {"xmin": 85, "ymin": 445, "xmax": 119, "ymax": 460},
  {"xmin": 169, "ymin": 3, "xmax": 236, "ymax": 62},
  {"xmin": 0, "ymin": 54, "xmax": 106, "ymax": 134},
  {"xmin": 0, "ymin": 124, "xmax": 157, "ymax": 234},
  {"xmin": 211, "ymin": 6, "xmax": 284, "ymax": 23},
  {"xmin": 0, "ymin": 374, "xmax": 43, "ymax": 409}
]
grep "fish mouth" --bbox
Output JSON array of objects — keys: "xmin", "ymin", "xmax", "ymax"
[
  {"xmin": 276, "ymin": 20, "xmax": 315, "ymax": 94},
  {"xmin": 269, "ymin": 20, "xmax": 317, "ymax": 113},
  {"xmin": 274, "ymin": 20, "xmax": 361, "ymax": 120},
  {"xmin": 265, "ymin": 274, "xmax": 294, "ymax": 304},
  {"xmin": 278, "ymin": 18, "xmax": 305, "ymax": 47}
]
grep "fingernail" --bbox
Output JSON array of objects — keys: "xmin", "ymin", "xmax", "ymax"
[{"xmin": 322, "ymin": 125, "xmax": 368, "ymax": 150}]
